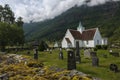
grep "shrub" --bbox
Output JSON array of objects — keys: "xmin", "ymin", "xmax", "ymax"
[
  {"xmin": 102, "ymin": 45, "xmax": 108, "ymax": 50},
  {"xmin": 96, "ymin": 45, "xmax": 102, "ymax": 49},
  {"xmin": 27, "ymin": 62, "xmax": 44, "ymax": 68},
  {"xmin": 38, "ymin": 41, "xmax": 49, "ymax": 51}
]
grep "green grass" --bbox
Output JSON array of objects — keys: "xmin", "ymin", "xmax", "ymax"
[{"xmin": 15, "ymin": 49, "xmax": 120, "ymax": 80}]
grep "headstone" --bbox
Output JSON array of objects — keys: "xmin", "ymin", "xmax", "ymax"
[
  {"xmin": 59, "ymin": 48, "xmax": 64, "ymax": 60},
  {"xmin": 67, "ymin": 49, "xmax": 76, "ymax": 70},
  {"xmin": 84, "ymin": 49, "xmax": 91, "ymax": 58},
  {"xmin": 109, "ymin": 64, "xmax": 118, "ymax": 72},
  {"xmin": 92, "ymin": 57, "xmax": 99, "ymax": 67},
  {"xmin": 34, "ymin": 48, "xmax": 38, "ymax": 60},
  {"xmin": 75, "ymin": 41, "xmax": 81, "ymax": 63},
  {"xmin": 91, "ymin": 52, "xmax": 99, "ymax": 66}
]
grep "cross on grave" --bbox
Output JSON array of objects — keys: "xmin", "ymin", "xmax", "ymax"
[
  {"xmin": 75, "ymin": 41, "xmax": 81, "ymax": 63},
  {"xmin": 33, "ymin": 48, "xmax": 38, "ymax": 60},
  {"xmin": 67, "ymin": 49, "xmax": 76, "ymax": 70}
]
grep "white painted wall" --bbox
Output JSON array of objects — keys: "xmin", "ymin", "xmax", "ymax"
[
  {"xmin": 74, "ymin": 40, "xmax": 83, "ymax": 47},
  {"xmin": 62, "ymin": 29, "xmax": 75, "ymax": 48},
  {"xmin": 93, "ymin": 28, "xmax": 102, "ymax": 46},
  {"xmin": 102, "ymin": 38, "xmax": 108, "ymax": 45},
  {"xmin": 83, "ymin": 40, "xmax": 95, "ymax": 47}
]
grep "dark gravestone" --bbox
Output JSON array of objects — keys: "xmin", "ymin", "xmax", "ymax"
[
  {"xmin": 34, "ymin": 49, "xmax": 38, "ymax": 60},
  {"xmin": 92, "ymin": 57, "xmax": 99, "ymax": 67},
  {"xmin": 67, "ymin": 50, "xmax": 76, "ymax": 70},
  {"xmin": 110, "ymin": 64, "xmax": 118, "ymax": 72},
  {"xmin": 91, "ymin": 52, "xmax": 99, "ymax": 67},
  {"xmin": 75, "ymin": 41, "xmax": 81, "ymax": 63}
]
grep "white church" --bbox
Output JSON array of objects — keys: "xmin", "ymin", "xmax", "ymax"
[{"xmin": 61, "ymin": 22, "xmax": 108, "ymax": 48}]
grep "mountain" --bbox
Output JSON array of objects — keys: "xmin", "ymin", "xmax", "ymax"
[{"xmin": 23, "ymin": 1, "xmax": 120, "ymax": 43}]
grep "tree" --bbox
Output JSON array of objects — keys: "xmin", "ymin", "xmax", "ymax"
[
  {"xmin": 0, "ymin": 4, "xmax": 24, "ymax": 51},
  {"xmin": 16, "ymin": 17, "xmax": 24, "ymax": 27}
]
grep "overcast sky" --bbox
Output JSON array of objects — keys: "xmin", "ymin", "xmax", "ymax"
[{"xmin": 0, "ymin": 0, "xmax": 119, "ymax": 23}]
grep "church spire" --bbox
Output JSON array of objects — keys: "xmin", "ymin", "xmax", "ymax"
[{"xmin": 77, "ymin": 22, "xmax": 85, "ymax": 33}]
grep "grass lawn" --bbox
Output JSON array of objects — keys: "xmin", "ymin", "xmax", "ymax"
[{"xmin": 16, "ymin": 49, "xmax": 120, "ymax": 80}]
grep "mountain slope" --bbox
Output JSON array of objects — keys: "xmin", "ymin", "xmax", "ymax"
[{"xmin": 23, "ymin": 1, "xmax": 120, "ymax": 42}]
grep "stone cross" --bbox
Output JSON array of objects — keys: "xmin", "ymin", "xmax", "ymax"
[
  {"xmin": 67, "ymin": 49, "xmax": 76, "ymax": 70},
  {"xmin": 75, "ymin": 41, "xmax": 81, "ymax": 63},
  {"xmin": 34, "ymin": 48, "xmax": 38, "ymax": 60}
]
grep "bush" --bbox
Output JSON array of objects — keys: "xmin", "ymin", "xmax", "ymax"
[
  {"xmin": 96, "ymin": 45, "xmax": 102, "ymax": 49},
  {"xmin": 102, "ymin": 45, "xmax": 108, "ymax": 50},
  {"xmin": 27, "ymin": 62, "xmax": 44, "ymax": 68},
  {"xmin": 38, "ymin": 41, "xmax": 49, "ymax": 51}
]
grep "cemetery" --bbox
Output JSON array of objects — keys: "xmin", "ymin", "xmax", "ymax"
[{"xmin": 0, "ymin": 46, "xmax": 120, "ymax": 80}]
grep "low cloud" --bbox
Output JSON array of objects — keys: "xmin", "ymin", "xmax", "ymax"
[{"xmin": 0, "ymin": 0, "xmax": 118, "ymax": 23}]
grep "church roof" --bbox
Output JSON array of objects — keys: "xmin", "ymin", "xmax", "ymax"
[
  {"xmin": 69, "ymin": 29, "xmax": 82, "ymax": 40},
  {"xmin": 82, "ymin": 28, "xmax": 97, "ymax": 40},
  {"xmin": 68, "ymin": 28, "xmax": 97, "ymax": 40},
  {"xmin": 65, "ymin": 38, "xmax": 71, "ymax": 43}
]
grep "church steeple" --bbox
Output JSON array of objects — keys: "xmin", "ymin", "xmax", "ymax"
[{"xmin": 77, "ymin": 22, "xmax": 85, "ymax": 33}]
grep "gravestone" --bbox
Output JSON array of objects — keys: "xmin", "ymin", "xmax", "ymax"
[
  {"xmin": 90, "ymin": 52, "xmax": 99, "ymax": 67},
  {"xmin": 110, "ymin": 64, "xmax": 118, "ymax": 72},
  {"xmin": 67, "ymin": 49, "xmax": 76, "ymax": 70},
  {"xmin": 34, "ymin": 48, "xmax": 38, "ymax": 60},
  {"xmin": 59, "ymin": 48, "xmax": 64, "ymax": 60},
  {"xmin": 84, "ymin": 49, "xmax": 91, "ymax": 58},
  {"xmin": 92, "ymin": 57, "xmax": 99, "ymax": 67},
  {"xmin": 75, "ymin": 41, "xmax": 81, "ymax": 63}
]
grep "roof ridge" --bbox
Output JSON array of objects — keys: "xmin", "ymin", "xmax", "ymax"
[{"xmin": 83, "ymin": 28, "xmax": 97, "ymax": 31}]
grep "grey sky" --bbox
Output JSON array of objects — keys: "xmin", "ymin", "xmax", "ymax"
[{"xmin": 0, "ymin": 0, "xmax": 119, "ymax": 23}]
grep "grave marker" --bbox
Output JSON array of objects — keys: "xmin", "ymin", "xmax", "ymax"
[
  {"xmin": 34, "ymin": 48, "xmax": 38, "ymax": 60},
  {"xmin": 67, "ymin": 49, "xmax": 76, "ymax": 70},
  {"xmin": 75, "ymin": 41, "xmax": 81, "ymax": 63}
]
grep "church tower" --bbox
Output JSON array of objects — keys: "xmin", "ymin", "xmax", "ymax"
[{"xmin": 77, "ymin": 22, "xmax": 85, "ymax": 33}]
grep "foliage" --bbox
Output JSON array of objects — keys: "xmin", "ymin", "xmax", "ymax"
[
  {"xmin": 23, "ymin": 1, "xmax": 120, "ymax": 43},
  {"xmin": 102, "ymin": 45, "xmax": 108, "ymax": 50},
  {"xmin": 27, "ymin": 61, "xmax": 44, "ymax": 68},
  {"xmin": 95, "ymin": 45, "xmax": 102, "ymax": 49},
  {"xmin": 0, "ymin": 4, "xmax": 24, "ymax": 51},
  {"xmin": 38, "ymin": 41, "xmax": 49, "ymax": 51}
]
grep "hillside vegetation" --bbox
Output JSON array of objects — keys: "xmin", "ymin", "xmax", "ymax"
[{"xmin": 23, "ymin": 1, "xmax": 120, "ymax": 43}]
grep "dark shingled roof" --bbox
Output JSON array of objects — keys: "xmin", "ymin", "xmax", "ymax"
[
  {"xmin": 65, "ymin": 38, "xmax": 71, "ymax": 43},
  {"xmin": 69, "ymin": 29, "xmax": 82, "ymax": 40},
  {"xmin": 82, "ymin": 28, "xmax": 97, "ymax": 40},
  {"xmin": 68, "ymin": 28, "xmax": 97, "ymax": 40}
]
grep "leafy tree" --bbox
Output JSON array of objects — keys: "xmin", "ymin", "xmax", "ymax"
[
  {"xmin": 38, "ymin": 41, "xmax": 49, "ymax": 51},
  {"xmin": 0, "ymin": 4, "xmax": 24, "ymax": 51}
]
